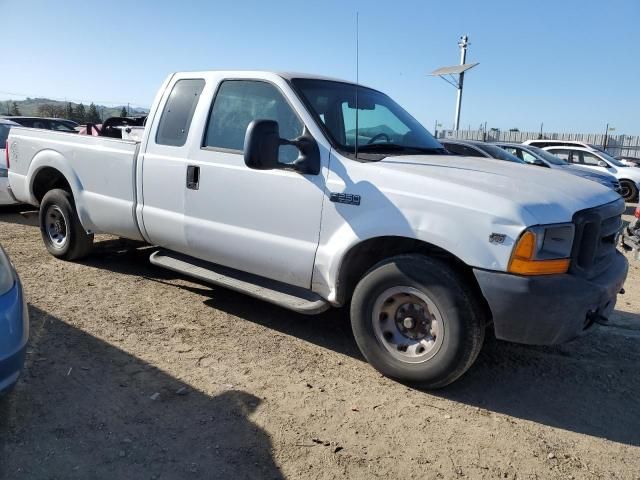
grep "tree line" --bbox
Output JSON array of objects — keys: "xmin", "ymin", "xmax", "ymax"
[
  {"xmin": 4, "ymin": 100, "xmax": 130, "ymax": 123},
  {"xmin": 37, "ymin": 102, "xmax": 102, "ymax": 124}
]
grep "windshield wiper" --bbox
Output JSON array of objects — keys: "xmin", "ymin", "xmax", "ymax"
[{"xmin": 357, "ymin": 143, "xmax": 448, "ymax": 154}]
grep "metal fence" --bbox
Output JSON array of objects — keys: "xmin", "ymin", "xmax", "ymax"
[{"xmin": 435, "ymin": 129, "xmax": 640, "ymax": 158}]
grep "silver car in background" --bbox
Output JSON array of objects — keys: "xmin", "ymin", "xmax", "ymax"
[{"xmin": 495, "ymin": 142, "xmax": 621, "ymax": 194}]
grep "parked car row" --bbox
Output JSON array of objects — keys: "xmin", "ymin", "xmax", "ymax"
[
  {"xmin": 440, "ymin": 138, "xmax": 639, "ymax": 201},
  {"xmin": 525, "ymin": 140, "xmax": 640, "ymax": 201},
  {"xmin": 539, "ymin": 147, "xmax": 640, "ymax": 201},
  {"xmin": 3, "ymin": 116, "xmax": 79, "ymax": 132}
]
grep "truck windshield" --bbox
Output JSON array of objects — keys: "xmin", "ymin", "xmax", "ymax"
[{"xmin": 291, "ymin": 78, "xmax": 445, "ymax": 157}]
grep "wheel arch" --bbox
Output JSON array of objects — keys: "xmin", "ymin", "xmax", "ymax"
[
  {"xmin": 334, "ymin": 236, "xmax": 491, "ymax": 322},
  {"xmin": 31, "ymin": 166, "xmax": 73, "ymax": 204},
  {"xmin": 26, "ymin": 150, "xmax": 95, "ymax": 232}
]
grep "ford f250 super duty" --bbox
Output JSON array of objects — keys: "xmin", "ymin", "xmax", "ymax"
[{"xmin": 6, "ymin": 71, "xmax": 629, "ymax": 388}]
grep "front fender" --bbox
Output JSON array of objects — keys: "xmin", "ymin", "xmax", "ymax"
[{"xmin": 312, "ymin": 200, "xmax": 525, "ymax": 304}]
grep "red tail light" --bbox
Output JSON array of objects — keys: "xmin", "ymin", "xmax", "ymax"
[
  {"xmin": 635, "ymin": 206, "xmax": 640, "ymax": 219},
  {"xmin": 4, "ymin": 140, "xmax": 8, "ymax": 169}
]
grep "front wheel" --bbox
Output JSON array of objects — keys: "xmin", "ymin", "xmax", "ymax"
[
  {"xmin": 39, "ymin": 189, "xmax": 93, "ymax": 260},
  {"xmin": 350, "ymin": 255, "xmax": 485, "ymax": 389},
  {"xmin": 619, "ymin": 180, "xmax": 639, "ymax": 202}
]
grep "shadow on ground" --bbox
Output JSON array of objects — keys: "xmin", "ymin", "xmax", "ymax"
[
  {"xmin": 0, "ymin": 207, "xmax": 39, "ymax": 227},
  {"xmin": 75, "ymin": 239, "xmax": 640, "ymax": 447},
  {"xmin": 0, "ymin": 306, "xmax": 284, "ymax": 480}
]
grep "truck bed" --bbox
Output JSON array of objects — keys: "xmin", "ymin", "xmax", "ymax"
[{"xmin": 8, "ymin": 127, "xmax": 143, "ymax": 240}]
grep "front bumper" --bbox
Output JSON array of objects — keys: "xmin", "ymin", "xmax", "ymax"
[
  {"xmin": 474, "ymin": 252, "xmax": 628, "ymax": 345},
  {"xmin": 0, "ymin": 278, "xmax": 29, "ymax": 394}
]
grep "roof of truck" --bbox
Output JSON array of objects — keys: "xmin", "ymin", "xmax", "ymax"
[
  {"xmin": 172, "ymin": 70, "xmax": 362, "ymax": 86},
  {"xmin": 277, "ymin": 71, "xmax": 354, "ymax": 83}
]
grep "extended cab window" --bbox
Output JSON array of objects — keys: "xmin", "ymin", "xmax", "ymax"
[
  {"xmin": 203, "ymin": 80, "xmax": 303, "ymax": 162},
  {"xmin": 156, "ymin": 79, "xmax": 205, "ymax": 147}
]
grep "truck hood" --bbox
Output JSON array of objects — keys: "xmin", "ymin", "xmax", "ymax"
[{"xmin": 376, "ymin": 155, "xmax": 619, "ymax": 225}]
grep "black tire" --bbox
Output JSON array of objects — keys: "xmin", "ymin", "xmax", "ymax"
[
  {"xmin": 350, "ymin": 254, "xmax": 485, "ymax": 389},
  {"xmin": 620, "ymin": 180, "xmax": 639, "ymax": 202},
  {"xmin": 39, "ymin": 189, "xmax": 93, "ymax": 260}
]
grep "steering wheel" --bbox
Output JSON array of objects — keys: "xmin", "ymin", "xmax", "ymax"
[{"xmin": 367, "ymin": 132, "xmax": 391, "ymax": 145}]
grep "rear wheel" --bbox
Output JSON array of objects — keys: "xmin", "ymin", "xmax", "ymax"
[
  {"xmin": 619, "ymin": 180, "xmax": 639, "ymax": 202},
  {"xmin": 350, "ymin": 255, "xmax": 485, "ymax": 389},
  {"xmin": 39, "ymin": 189, "xmax": 93, "ymax": 260}
]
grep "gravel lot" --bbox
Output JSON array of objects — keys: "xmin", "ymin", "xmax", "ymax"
[{"xmin": 1, "ymin": 205, "xmax": 639, "ymax": 480}]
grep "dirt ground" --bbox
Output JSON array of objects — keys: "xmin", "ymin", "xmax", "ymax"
[{"xmin": 0, "ymin": 205, "xmax": 639, "ymax": 480}]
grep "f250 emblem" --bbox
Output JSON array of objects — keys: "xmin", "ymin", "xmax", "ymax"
[
  {"xmin": 330, "ymin": 192, "xmax": 361, "ymax": 206},
  {"xmin": 489, "ymin": 233, "xmax": 506, "ymax": 244}
]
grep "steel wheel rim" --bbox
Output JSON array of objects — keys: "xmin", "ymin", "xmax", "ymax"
[
  {"xmin": 372, "ymin": 286, "xmax": 445, "ymax": 364},
  {"xmin": 45, "ymin": 205, "xmax": 68, "ymax": 249}
]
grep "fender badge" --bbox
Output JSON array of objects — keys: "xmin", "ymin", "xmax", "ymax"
[
  {"xmin": 489, "ymin": 233, "xmax": 506, "ymax": 245},
  {"xmin": 330, "ymin": 192, "xmax": 361, "ymax": 206}
]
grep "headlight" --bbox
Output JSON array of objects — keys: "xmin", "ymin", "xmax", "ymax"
[
  {"xmin": 508, "ymin": 224, "xmax": 574, "ymax": 275},
  {"xmin": 0, "ymin": 247, "xmax": 16, "ymax": 295}
]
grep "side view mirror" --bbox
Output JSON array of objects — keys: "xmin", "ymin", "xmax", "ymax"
[
  {"xmin": 244, "ymin": 119, "xmax": 320, "ymax": 175},
  {"xmin": 597, "ymin": 160, "xmax": 609, "ymax": 168}
]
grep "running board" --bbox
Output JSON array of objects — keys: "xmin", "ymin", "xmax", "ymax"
[{"xmin": 149, "ymin": 250, "xmax": 329, "ymax": 315}]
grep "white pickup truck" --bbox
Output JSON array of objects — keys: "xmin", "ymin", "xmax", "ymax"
[{"xmin": 6, "ymin": 71, "xmax": 628, "ymax": 387}]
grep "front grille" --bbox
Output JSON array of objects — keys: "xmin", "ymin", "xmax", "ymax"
[{"xmin": 570, "ymin": 198, "xmax": 625, "ymax": 279}]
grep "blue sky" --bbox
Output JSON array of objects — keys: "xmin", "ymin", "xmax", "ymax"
[{"xmin": 1, "ymin": 0, "xmax": 638, "ymax": 134}]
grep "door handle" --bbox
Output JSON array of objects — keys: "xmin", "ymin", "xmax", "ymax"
[{"xmin": 186, "ymin": 165, "xmax": 200, "ymax": 190}]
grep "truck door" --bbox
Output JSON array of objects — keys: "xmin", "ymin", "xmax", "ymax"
[
  {"xmin": 140, "ymin": 77, "xmax": 207, "ymax": 252},
  {"xmin": 185, "ymin": 79, "xmax": 328, "ymax": 289}
]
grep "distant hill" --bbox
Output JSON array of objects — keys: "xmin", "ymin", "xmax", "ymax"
[{"xmin": 1, "ymin": 98, "xmax": 148, "ymax": 122}]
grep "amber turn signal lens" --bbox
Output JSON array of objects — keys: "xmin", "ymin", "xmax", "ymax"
[{"xmin": 508, "ymin": 230, "xmax": 570, "ymax": 275}]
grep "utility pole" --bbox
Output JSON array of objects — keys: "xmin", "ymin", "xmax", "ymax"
[
  {"xmin": 603, "ymin": 122, "xmax": 609, "ymax": 150},
  {"xmin": 454, "ymin": 35, "xmax": 469, "ymax": 131},
  {"xmin": 433, "ymin": 120, "xmax": 442, "ymax": 137},
  {"xmin": 430, "ymin": 36, "xmax": 478, "ymax": 133}
]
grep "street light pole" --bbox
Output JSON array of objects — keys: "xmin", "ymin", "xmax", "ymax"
[{"xmin": 454, "ymin": 35, "xmax": 469, "ymax": 131}]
